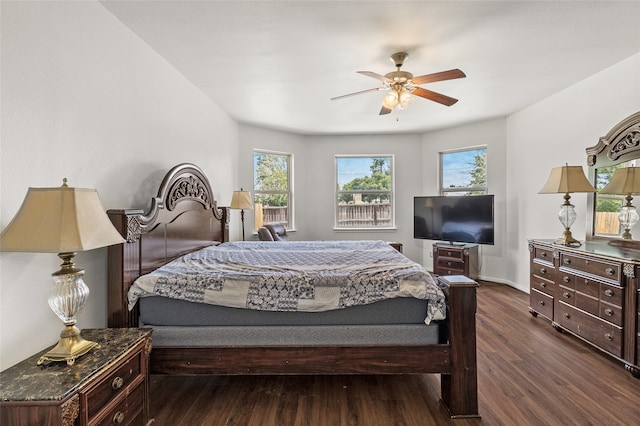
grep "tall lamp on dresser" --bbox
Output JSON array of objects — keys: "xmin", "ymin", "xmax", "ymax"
[{"xmin": 538, "ymin": 164, "xmax": 596, "ymax": 246}]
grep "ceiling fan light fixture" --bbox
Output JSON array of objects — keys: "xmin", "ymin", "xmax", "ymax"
[
  {"xmin": 398, "ymin": 90, "xmax": 412, "ymax": 109},
  {"xmin": 382, "ymin": 91, "xmax": 399, "ymax": 109}
]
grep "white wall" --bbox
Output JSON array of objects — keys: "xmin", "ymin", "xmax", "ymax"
[
  {"xmin": 420, "ymin": 118, "xmax": 508, "ymax": 281},
  {"xmin": 507, "ymin": 53, "xmax": 640, "ymax": 292},
  {"xmin": 0, "ymin": 2, "xmax": 238, "ymax": 370}
]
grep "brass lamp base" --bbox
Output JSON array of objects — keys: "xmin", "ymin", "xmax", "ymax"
[
  {"xmin": 553, "ymin": 228, "xmax": 582, "ymax": 247},
  {"xmin": 37, "ymin": 325, "xmax": 100, "ymax": 366}
]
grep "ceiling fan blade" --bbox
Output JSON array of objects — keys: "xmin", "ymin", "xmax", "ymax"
[
  {"xmin": 379, "ymin": 106, "xmax": 392, "ymax": 115},
  {"xmin": 411, "ymin": 69, "xmax": 466, "ymax": 85},
  {"xmin": 412, "ymin": 87, "xmax": 459, "ymax": 106},
  {"xmin": 330, "ymin": 87, "xmax": 385, "ymax": 101},
  {"xmin": 357, "ymin": 71, "xmax": 392, "ymax": 83}
]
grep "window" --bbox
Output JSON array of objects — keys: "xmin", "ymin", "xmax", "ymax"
[
  {"xmin": 253, "ymin": 150, "xmax": 292, "ymax": 229},
  {"xmin": 593, "ymin": 160, "xmax": 636, "ymax": 238},
  {"xmin": 335, "ymin": 155, "xmax": 394, "ymax": 229},
  {"xmin": 440, "ymin": 147, "xmax": 487, "ymax": 196}
]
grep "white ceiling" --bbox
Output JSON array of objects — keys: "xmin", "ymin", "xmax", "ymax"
[{"xmin": 101, "ymin": 1, "xmax": 640, "ymax": 135}]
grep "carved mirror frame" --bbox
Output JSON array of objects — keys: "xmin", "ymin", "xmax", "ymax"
[{"xmin": 585, "ymin": 111, "xmax": 640, "ymax": 241}]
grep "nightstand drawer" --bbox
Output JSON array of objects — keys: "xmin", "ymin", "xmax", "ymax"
[
  {"xmin": 85, "ymin": 350, "xmax": 143, "ymax": 419},
  {"xmin": 93, "ymin": 383, "xmax": 144, "ymax": 426}
]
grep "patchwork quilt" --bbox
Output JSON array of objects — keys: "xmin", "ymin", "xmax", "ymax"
[{"xmin": 129, "ymin": 240, "xmax": 446, "ymax": 324}]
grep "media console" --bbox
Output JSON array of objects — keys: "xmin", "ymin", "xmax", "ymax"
[{"xmin": 433, "ymin": 243, "xmax": 479, "ymax": 280}]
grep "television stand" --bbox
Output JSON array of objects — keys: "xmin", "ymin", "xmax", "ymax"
[{"xmin": 433, "ymin": 243, "xmax": 479, "ymax": 279}]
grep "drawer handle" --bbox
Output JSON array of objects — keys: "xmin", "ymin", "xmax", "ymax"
[
  {"xmin": 447, "ymin": 261, "xmax": 453, "ymax": 266},
  {"xmin": 563, "ymin": 258, "xmax": 571, "ymax": 265},
  {"xmin": 540, "ymin": 252, "xmax": 547, "ymax": 258},
  {"xmin": 563, "ymin": 292, "xmax": 571, "ymax": 299},
  {"xmin": 540, "ymin": 282, "xmax": 547, "ymax": 288},
  {"xmin": 604, "ymin": 333, "xmax": 613, "ymax": 341},
  {"xmin": 112, "ymin": 376, "xmax": 124, "ymax": 390},
  {"xmin": 563, "ymin": 276, "xmax": 570, "ymax": 283},
  {"xmin": 604, "ymin": 289, "xmax": 614, "ymax": 297},
  {"xmin": 563, "ymin": 313, "xmax": 570, "ymax": 319},
  {"xmin": 540, "ymin": 268, "xmax": 546, "ymax": 274},
  {"xmin": 605, "ymin": 268, "xmax": 615, "ymax": 276},
  {"xmin": 604, "ymin": 308, "xmax": 614, "ymax": 317},
  {"xmin": 539, "ymin": 300, "xmax": 545, "ymax": 306},
  {"xmin": 113, "ymin": 412, "xmax": 125, "ymax": 424}
]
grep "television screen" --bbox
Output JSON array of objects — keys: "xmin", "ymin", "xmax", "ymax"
[{"xmin": 414, "ymin": 195, "xmax": 495, "ymax": 245}]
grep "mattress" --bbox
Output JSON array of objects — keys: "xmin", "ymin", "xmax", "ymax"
[{"xmin": 139, "ymin": 295, "xmax": 432, "ymax": 326}]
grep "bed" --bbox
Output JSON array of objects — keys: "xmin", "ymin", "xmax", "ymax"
[{"xmin": 107, "ymin": 163, "xmax": 480, "ymax": 418}]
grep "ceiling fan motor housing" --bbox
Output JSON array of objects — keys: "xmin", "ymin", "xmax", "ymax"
[{"xmin": 390, "ymin": 51, "xmax": 409, "ymax": 68}]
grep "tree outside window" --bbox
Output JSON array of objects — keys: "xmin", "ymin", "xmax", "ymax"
[
  {"xmin": 440, "ymin": 147, "xmax": 487, "ymax": 196},
  {"xmin": 335, "ymin": 155, "xmax": 394, "ymax": 229},
  {"xmin": 253, "ymin": 150, "xmax": 292, "ymax": 229}
]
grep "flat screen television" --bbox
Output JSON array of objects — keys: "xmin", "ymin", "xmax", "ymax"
[{"xmin": 414, "ymin": 195, "xmax": 495, "ymax": 245}]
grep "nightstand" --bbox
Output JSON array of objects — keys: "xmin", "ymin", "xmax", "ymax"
[{"xmin": 0, "ymin": 328, "xmax": 152, "ymax": 426}]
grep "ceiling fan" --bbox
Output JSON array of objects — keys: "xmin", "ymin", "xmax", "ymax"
[{"xmin": 331, "ymin": 52, "xmax": 466, "ymax": 115}]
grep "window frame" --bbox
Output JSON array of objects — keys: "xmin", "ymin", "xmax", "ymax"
[
  {"xmin": 253, "ymin": 149, "xmax": 294, "ymax": 230},
  {"xmin": 334, "ymin": 154, "xmax": 396, "ymax": 230},
  {"xmin": 440, "ymin": 146, "xmax": 488, "ymax": 196}
]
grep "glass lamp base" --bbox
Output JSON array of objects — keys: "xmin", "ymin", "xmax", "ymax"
[{"xmin": 37, "ymin": 325, "xmax": 100, "ymax": 366}]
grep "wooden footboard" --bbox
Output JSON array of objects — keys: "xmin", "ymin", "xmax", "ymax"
[{"xmin": 106, "ymin": 163, "xmax": 480, "ymax": 418}]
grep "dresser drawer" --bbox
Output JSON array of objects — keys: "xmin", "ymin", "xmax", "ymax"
[
  {"xmin": 559, "ymin": 253, "xmax": 621, "ymax": 283},
  {"xmin": 557, "ymin": 273, "xmax": 575, "ymax": 289},
  {"xmin": 558, "ymin": 285, "xmax": 575, "ymax": 306},
  {"xmin": 530, "ymin": 288, "xmax": 553, "ymax": 320},
  {"xmin": 92, "ymin": 383, "xmax": 144, "ymax": 426},
  {"xmin": 600, "ymin": 283, "xmax": 623, "ymax": 307},
  {"xmin": 600, "ymin": 302, "xmax": 623, "ymax": 327},
  {"xmin": 574, "ymin": 292, "xmax": 599, "ymax": 317},
  {"xmin": 84, "ymin": 350, "xmax": 143, "ymax": 419},
  {"xmin": 532, "ymin": 245, "xmax": 554, "ymax": 263},
  {"xmin": 530, "ymin": 275, "xmax": 555, "ymax": 296},
  {"xmin": 573, "ymin": 276, "xmax": 600, "ymax": 299},
  {"xmin": 556, "ymin": 302, "xmax": 623, "ymax": 358},
  {"xmin": 531, "ymin": 261, "xmax": 555, "ymax": 282},
  {"xmin": 437, "ymin": 265, "xmax": 465, "ymax": 276},
  {"xmin": 436, "ymin": 247, "xmax": 464, "ymax": 261}
]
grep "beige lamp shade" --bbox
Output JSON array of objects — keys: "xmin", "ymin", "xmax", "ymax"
[
  {"xmin": 230, "ymin": 189, "xmax": 253, "ymax": 210},
  {"xmin": 539, "ymin": 165, "xmax": 596, "ymax": 194},
  {"xmin": 599, "ymin": 167, "xmax": 640, "ymax": 195},
  {"xmin": 0, "ymin": 181, "xmax": 125, "ymax": 253}
]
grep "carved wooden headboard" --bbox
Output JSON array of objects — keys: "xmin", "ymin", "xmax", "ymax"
[{"xmin": 107, "ymin": 163, "xmax": 229, "ymax": 327}]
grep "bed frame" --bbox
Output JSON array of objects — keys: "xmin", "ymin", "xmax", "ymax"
[{"xmin": 107, "ymin": 163, "xmax": 480, "ymax": 418}]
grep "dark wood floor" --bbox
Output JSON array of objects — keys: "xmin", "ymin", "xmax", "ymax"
[{"xmin": 148, "ymin": 283, "xmax": 640, "ymax": 425}]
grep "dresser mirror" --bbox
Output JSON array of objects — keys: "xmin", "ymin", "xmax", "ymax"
[{"xmin": 585, "ymin": 111, "xmax": 640, "ymax": 241}]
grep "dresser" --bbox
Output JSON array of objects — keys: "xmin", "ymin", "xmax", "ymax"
[
  {"xmin": 529, "ymin": 239, "xmax": 639, "ymax": 377},
  {"xmin": 433, "ymin": 243, "xmax": 479, "ymax": 279},
  {"xmin": 0, "ymin": 328, "xmax": 152, "ymax": 426}
]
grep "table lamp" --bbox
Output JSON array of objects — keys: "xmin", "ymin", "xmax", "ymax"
[
  {"xmin": 598, "ymin": 167, "xmax": 640, "ymax": 239},
  {"xmin": 230, "ymin": 188, "xmax": 253, "ymax": 241},
  {"xmin": 0, "ymin": 179, "xmax": 125, "ymax": 365},
  {"xmin": 539, "ymin": 164, "xmax": 596, "ymax": 246}
]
